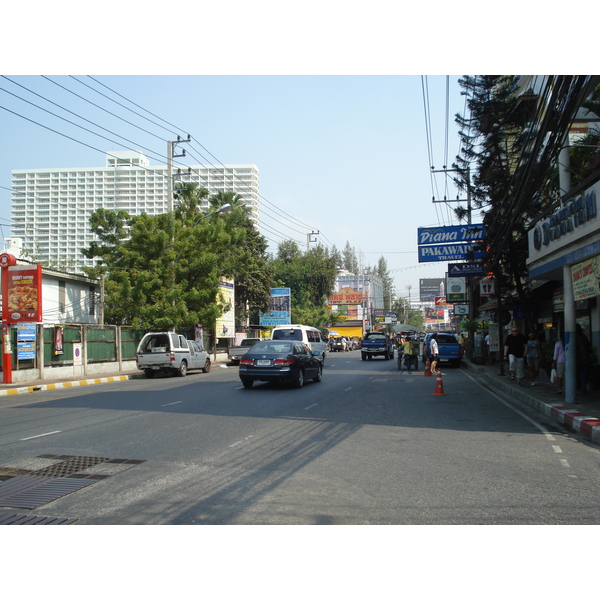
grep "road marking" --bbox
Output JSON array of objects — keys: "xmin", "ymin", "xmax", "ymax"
[
  {"xmin": 552, "ymin": 445, "xmax": 563, "ymax": 453},
  {"xmin": 344, "ymin": 387, "xmax": 352, "ymax": 392},
  {"xmin": 230, "ymin": 435, "xmax": 254, "ymax": 447},
  {"xmin": 161, "ymin": 401, "xmax": 183, "ymax": 406},
  {"xmin": 559, "ymin": 459, "xmax": 570, "ymax": 468},
  {"xmin": 304, "ymin": 403, "xmax": 318, "ymax": 410},
  {"xmin": 20, "ymin": 430, "xmax": 61, "ymax": 441}
]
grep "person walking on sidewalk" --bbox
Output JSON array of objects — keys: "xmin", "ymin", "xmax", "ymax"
[
  {"xmin": 552, "ymin": 335, "xmax": 565, "ymax": 394},
  {"xmin": 527, "ymin": 332, "xmax": 541, "ymax": 385},
  {"xmin": 430, "ymin": 333, "xmax": 439, "ymax": 375},
  {"xmin": 504, "ymin": 326, "xmax": 528, "ymax": 386}
]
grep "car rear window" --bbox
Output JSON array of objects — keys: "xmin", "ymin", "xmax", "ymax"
[
  {"xmin": 253, "ymin": 342, "xmax": 293, "ymax": 354},
  {"xmin": 272, "ymin": 329, "xmax": 302, "ymax": 341},
  {"xmin": 437, "ymin": 335, "xmax": 457, "ymax": 344}
]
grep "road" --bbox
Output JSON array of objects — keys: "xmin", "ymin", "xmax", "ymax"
[{"xmin": 1, "ymin": 352, "xmax": 600, "ymax": 525}]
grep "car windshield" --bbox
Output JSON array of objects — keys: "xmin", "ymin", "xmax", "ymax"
[
  {"xmin": 250, "ymin": 341, "xmax": 293, "ymax": 354},
  {"xmin": 437, "ymin": 335, "xmax": 457, "ymax": 344}
]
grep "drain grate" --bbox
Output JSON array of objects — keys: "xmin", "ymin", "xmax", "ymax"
[
  {"xmin": 0, "ymin": 454, "xmax": 147, "ymax": 516},
  {"xmin": 0, "ymin": 476, "xmax": 97, "ymax": 510},
  {"xmin": 0, "ymin": 511, "xmax": 78, "ymax": 525},
  {"xmin": 29, "ymin": 456, "xmax": 110, "ymax": 478}
]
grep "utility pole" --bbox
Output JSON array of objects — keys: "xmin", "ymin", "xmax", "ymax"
[
  {"xmin": 167, "ymin": 135, "xmax": 191, "ymax": 213},
  {"xmin": 307, "ymin": 230, "xmax": 319, "ymax": 252}
]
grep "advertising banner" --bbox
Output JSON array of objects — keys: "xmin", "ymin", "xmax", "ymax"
[
  {"xmin": 571, "ymin": 256, "xmax": 600, "ymax": 301},
  {"xmin": 328, "ymin": 287, "xmax": 364, "ymax": 305},
  {"xmin": 215, "ymin": 279, "xmax": 235, "ymax": 338},
  {"xmin": 16, "ymin": 323, "xmax": 37, "ymax": 360},
  {"xmin": 446, "ymin": 276, "xmax": 467, "ymax": 302},
  {"xmin": 260, "ymin": 288, "xmax": 292, "ymax": 326},
  {"xmin": 448, "ymin": 262, "xmax": 484, "ymax": 277},
  {"xmin": 419, "ymin": 278, "xmax": 444, "ymax": 301},
  {"xmin": 2, "ymin": 264, "xmax": 43, "ymax": 323}
]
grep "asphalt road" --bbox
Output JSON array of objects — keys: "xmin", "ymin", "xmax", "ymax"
[{"xmin": 1, "ymin": 353, "xmax": 600, "ymax": 525}]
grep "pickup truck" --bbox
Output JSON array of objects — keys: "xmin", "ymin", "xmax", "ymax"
[
  {"xmin": 136, "ymin": 331, "xmax": 211, "ymax": 378},
  {"xmin": 228, "ymin": 338, "xmax": 261, "ymax": 364},
  {"xmin": 361, "ymin": 332, "xmax": 395, "ymax": 360},
  {"xmin": 423, "ymin": 332, "xmax": 462, "ymax": 367}
]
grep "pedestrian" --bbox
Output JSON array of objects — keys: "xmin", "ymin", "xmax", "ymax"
[
  {"xmin": 552, "ymin": 335, "xmax": 565, "ymax": 394},
  {"xmin": 527, "ymin": 332, "xmax": 541, "ymax": 386},
  {"xmin": 575, "ymin": 324, "xmax": 592, "ymax": 394},
  {"xmin": 430, "ymin": 333, "xmax": 439, "ymax": 375},
  {"xmin": 403, "ymin": 336, "xmax": 414, "ymax": 370},
  {"xmin": 503, "ymin": 326, "xmax": 528, "ymax": 386}
]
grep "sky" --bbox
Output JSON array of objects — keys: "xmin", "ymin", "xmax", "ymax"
[
  {"xmin": 0, "ymin": 5, "xmax": 590, "ymax": 307},
  {"xmin": 0, "ymin": 74, "xmax": 469, "ymax": 302}
]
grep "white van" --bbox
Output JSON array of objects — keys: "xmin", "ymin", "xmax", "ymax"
[{"xmin": 270, "ymin": 325, "xmax": 328, "ymax": 364}]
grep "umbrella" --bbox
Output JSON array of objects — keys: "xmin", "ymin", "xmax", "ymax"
[{"xmin": 327, "ymin": 330, "xmax": 340, "ymax": 337}]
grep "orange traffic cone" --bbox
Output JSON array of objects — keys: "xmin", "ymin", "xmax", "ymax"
[
  {"xmin": 432, "ymin": 369, "xmax": 445, "ymax": 395},
  {"xmin": 424, "ymin": 357, "xmax": 432, "ymax": 376}
]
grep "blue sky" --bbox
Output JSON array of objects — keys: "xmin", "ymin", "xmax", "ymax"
[{"xmin": 0, "ymin": 74, "xmax": 469, "ymax": 301}]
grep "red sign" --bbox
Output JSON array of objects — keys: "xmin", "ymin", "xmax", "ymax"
[
  {"xmin": 329, "ymin": 287, "xmax": 365, "ymax": 305},
  {"xmin": 2, "ymin": 265, "xmax": 43, "ymax": 323}
]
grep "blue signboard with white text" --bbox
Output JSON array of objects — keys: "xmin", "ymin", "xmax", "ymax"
[{"xmin": 419, "ymin": 243, "xmax": 486, "ymax": 263}]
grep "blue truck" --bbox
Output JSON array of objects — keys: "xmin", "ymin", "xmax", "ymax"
[
  {"xmin": 361, "ymin": 332, "xmax": 395, "ymax": 361},
  {"xmin": 423, "ymin": 332, "xmax": 462, "ymax": 367}
]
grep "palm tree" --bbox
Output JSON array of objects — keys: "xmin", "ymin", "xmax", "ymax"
[{"xmin": 209, "ymin": 190, "xmax": 247, "ymax": 212}]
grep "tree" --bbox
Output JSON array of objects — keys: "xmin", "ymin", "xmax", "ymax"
[
  {"xmin": 82, "ymin": 183, "xmax": 272, "ymax": 330},
  {"xmin": 269, "ymin": 240, "xmax": 338, "ymax": 328}
]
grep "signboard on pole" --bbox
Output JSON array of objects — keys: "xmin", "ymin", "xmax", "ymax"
[
  {"xmin": 260, "ymin": 288, "xmax": 292, "ymax": 326},
  {"xmin": 2, "ymin": 264, "xmax": 43, "ymax": 323},
  {"xmin": 448, "ymin": 262, "xmax": 485, "ymax": 277},
  {"xmin": 417, "ymin": 224, "xmax": 486, "ymax": 263}
]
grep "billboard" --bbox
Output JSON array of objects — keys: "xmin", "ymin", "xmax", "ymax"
[
  {"xmin": 419, "ymin": 278, "xmax": 444, "ymax": 301},
  {"xmin": 260, "ymin": 287, "xmax": 292, "ymax": 326},
  {"xmin": 1, "ymin": 264, "xmax": 43, "ymax": 323},
  {"xmin": 215, "ymin": 278, "xmax": 235, "ymax": 338}
]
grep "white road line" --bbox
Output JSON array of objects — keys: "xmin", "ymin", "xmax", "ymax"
[
  {"xmin": 161, "ymin": 401, "xmax": 183, "ymax": 406},
  {"xmin": 20, "ymin": 430, "xmax": 61, "ymax": 441},
  {"xmin": 344, "ymin": 387, "xmax": 352, "ymax": 392},
  {"xmin": 552, "ymin": 445, "xmax": 563, "ymax": 453},
  {"xmin": 304, "ymin": 403, "xmax": 318, "ymax": 410}
]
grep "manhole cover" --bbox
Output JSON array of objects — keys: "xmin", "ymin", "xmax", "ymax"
[{"xmin": 0, "ymin": 476, "xmax": 97, "ymax": 510}]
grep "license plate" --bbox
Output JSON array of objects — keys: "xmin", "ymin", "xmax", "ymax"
[{"xmin": 256, "ymin": 359, "xmax": 271, "ymax": 366}]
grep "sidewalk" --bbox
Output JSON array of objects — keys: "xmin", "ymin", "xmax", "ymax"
[
  {"xmin": 462, "ymin": 358, "xmax": 600, "ymax": 446},
  {"xmin": 2, "ymin": 354, "xmax": 600, "ymax": 447}
]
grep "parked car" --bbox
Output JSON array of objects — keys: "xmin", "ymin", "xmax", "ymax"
[
  {"xmin": 239, "ymin": 340, "xmax": 323, "ymax": 389},
  {"xmin": 136, "ymin": 332, "xmax": 211, "ymax": 378},
  {"xmin": 423, "ymin": 332, "xmax": 462, "ymax": 367},
  {"xmin": 228, "ymin": 337, "xmax": 262, "ymax": 364}
]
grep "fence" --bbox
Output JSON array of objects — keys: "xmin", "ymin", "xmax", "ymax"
[{"xmin": 2, "ymin": 325, "xmax": 223, "ymax": 384}]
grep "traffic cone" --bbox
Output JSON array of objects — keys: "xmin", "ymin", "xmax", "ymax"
[
  {"xmin": 432, "ymin": 369, "xmax": 445, "ymax": 396},
  {"xmin": 424, "ymin": 357, "xmax": 432, "ymax": 376}
]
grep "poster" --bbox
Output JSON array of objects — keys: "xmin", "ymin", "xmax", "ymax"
[
  {"xmin": 260, "ymin": 288, "xmax": 292, "ymax": 326},
  {"xmin": 2, "ymin": 264, "xmax": 43, "ymax": 323},
  {"xmin": 215, "ymin": 279, "xmax": 235, "ymax": 338}
]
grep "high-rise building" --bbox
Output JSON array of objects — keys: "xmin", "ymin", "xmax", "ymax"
[{"xmin": 10, "ymin": 150, "xmax": 260, "ymax": 272}]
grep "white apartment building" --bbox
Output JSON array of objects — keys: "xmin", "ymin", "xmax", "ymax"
[{"xmin": 10, "ymin": 151, "xmax": 260, "ymax": 272}]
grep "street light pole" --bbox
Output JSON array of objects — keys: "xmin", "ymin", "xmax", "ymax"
[{"xmin": 193, "ymin": 203, "xmax": 232, "ymax": 226}]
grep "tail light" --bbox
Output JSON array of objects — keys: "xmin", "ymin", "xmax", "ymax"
[
  {"xmin": 240, "ymin": 358, "xmax": 254, "ymax": 366},
  {"xmin": 274, "ymin": 359, "xmax": 294, "ymax": 365},
  {"xmin": 170, "ymin": 353, "xmax": 175, "ymax": 363}
]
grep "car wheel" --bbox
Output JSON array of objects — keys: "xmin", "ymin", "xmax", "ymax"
[
  {"xmin": 202, "ymin": 358, "xmax": 211, "ymax": 373},
  {"xmin": 293, "ymin": 369, "xmax": 305, "ymax": 388},
  {"xmin": 361, "ymin": 353, "xmax": 366, "ymax": 361},
  {"xmin": 144, "ymin": 369, "xmax": 155, "ymax": 378},
  {"xmin": 241, "ymin": 378, "xmax": 253, "ymax": 389},
  {"xmin": 313, "ymin": 365, "xmax": 323, "ymax": 383},
  {"xmin": 178, "ymin": 361, "xmax": 187, "ymax": 377}
]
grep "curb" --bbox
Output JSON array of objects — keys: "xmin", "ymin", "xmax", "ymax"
[
  {"xmin": 479, "ymin": 370, "xmax": 600, "ymax": 447},
  {"xmin": 0, "ymin": 373, "xmax": 144, "ymax": 397}
]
